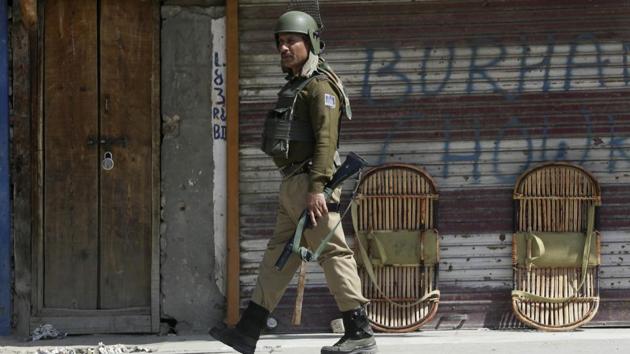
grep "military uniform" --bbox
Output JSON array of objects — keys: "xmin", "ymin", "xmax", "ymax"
[
  {"xmin": 210, "ymin": 10, "xmax": 377, "ymax": 354},
  {"xmin": 253, "ymin": 73, "xmax": 368, "ymax": 313}
]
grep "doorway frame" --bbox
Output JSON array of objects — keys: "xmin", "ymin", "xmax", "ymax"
[{"xmin": 11, "ymin": 0, "xmax": 160, "ymax": 334}]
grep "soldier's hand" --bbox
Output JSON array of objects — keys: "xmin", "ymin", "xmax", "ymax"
[{"xmin": 306, "ymin": 192, "xmax": 328, "ymax": 227}]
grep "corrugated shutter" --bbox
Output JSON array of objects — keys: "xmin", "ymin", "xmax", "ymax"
[{"xmin": 239, "ymin": 0, "xmax": 630, "ymax": 331}]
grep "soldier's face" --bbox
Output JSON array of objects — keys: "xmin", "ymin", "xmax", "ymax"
[{"xmin": 277, "ymin": 33, "xmax": 310, "ymax": 75}]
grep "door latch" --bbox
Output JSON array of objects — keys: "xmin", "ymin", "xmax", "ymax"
[
  {"xmin": 87, "ymin": 136, "xmax": 128, "ymax": 147},
  {"xmin": 100, "ymin": 136, "xmax": 128, "ymax": 147}
]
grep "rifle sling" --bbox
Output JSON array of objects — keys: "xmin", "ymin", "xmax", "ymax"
[{"xmin": 291, "ymin": 187, "xmax": 348, "ymax": 263}]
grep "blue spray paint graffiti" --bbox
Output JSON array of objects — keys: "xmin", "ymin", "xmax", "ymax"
[
  {"xmin": 517, "ymin": 34, "xmax": 554, "ymax": 95},
  {"xmin": 491, "ymin": 116, "xmax": 533, "ymax": 183},
  {"xmin": 466, "ymin": 39, "xmax": 508, "ymax": 97},
  {"xmin": 438, "ymin": 109, "xmax": 615, "ymax": 183},
  {"xmin": 360, "ymin": 32, "xmax": 630, "ymax": 182},
  {"xmin": 564, "ymin": 34, "xmax": 609, "ymax": 91},
  {"xmin": 441, "ymin": 114, "xmax": 481, "ymax": 180},
  {"xmin": 420, "ymin": 45, "xmax": 454, "ymax": 96},
  {"xmin": 363, "ymin": 34, "xmax": 629, "ymax": 100},
  {"xmin": 362, "ymin": 48, "xmax": 413, "ymax": 104}
]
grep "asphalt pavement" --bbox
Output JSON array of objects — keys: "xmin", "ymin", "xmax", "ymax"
[{"xmin": 2, "ymin": 328, "xmax": 630, "ymax": 353}]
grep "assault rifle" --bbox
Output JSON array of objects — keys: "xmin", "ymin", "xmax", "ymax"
[{"xmin": 274, "ymin": 152, "xmax": 368, "ymax": 270}]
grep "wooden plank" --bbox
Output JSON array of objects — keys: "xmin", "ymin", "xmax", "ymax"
[
  {"xmin": 43, "ymin": 0, "xmax": 99, "ymax": 309},
  {"xmin": 32, "ymin": 0, "xmax": 44, "ymax": 315},
  {"xmin": 19, "ymin": 0, "xmax": 37, "ymax": 30},
  {"xmin": 11, "ymin": 4, "xmax": 34, "ymax": 335},
  {"xmin": 292, "ymin": 262, "xmax": 307, "ymax": 326},
  {"xmin": 150, "ymin": 0, "xmax": 161, "ymax": 334},
  {"xmin": 163, "ymin": 0, "xmax": 224, "ymax": 5},
  {"xmin": 0, "ymin": 0, "xmax": 10, "ymax": 334},
  {"xmin": 99, "ymin": 0, "xmax": 155, "ymax": 309},
  {"xmin": 30, "ymin": 315, "xmax": 151, "ymax": 334},
  {"xmin": 38, "ymin": 307, "xmax": 149, "ymax": 317}
]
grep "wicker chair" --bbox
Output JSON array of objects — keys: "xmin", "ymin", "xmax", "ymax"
[
  {"xmin": 351, "ymin": 164, "xmax": 440, "ymax": 332},
  {"xmin": 511, "ymin": 162, "xmax": 601, "ymax": 331}
]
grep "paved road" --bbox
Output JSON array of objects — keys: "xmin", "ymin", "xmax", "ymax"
[{"xmin": 2, "ymin": 328, "xmax": 630, "ymax": 353}]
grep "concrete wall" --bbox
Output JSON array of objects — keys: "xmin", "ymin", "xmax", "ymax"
[{"xmin": 160, "ymin": 5, "xmax": 225, "ymax": 334}]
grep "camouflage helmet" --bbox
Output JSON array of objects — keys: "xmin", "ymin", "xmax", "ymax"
[{"xmin": 274, "ymin": 11, "xmax": 323, "ymax": 55}]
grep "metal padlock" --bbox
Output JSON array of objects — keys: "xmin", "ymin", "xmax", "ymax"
[{"xmin": 102, "ymin": 151, "xmax": 114, "ymax": 171}]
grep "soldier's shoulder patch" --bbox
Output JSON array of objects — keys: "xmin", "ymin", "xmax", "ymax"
[{"xmin": 324, "ymin": 93, "xmax": 336, "ymax": 108}]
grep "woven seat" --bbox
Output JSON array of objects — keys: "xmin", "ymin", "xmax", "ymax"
[
  {"xmin": 351, "ymin": 164, "xmax": 440, "ymax": 332},
  {"xmin": 511, "ymin": 162, "xmax": 601, "ymax": 331}
]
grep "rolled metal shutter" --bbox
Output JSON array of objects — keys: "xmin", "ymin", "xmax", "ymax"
[{"xmin": 239, "ymin": 0, "xmax": 630, "ymax": 331}]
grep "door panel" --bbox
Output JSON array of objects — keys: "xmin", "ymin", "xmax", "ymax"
[
  {"xmin": 99, "ymin": 0, "xmax": 154, "ymax": 309},
  {"xmin": 39, "ymin": 0, "xmax": 157, "ymax": 331},
  {"xmin": 43, "ymin": 0, "xmax": 99, "ymax": 310}
]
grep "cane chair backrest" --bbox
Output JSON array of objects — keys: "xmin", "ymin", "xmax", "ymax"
[
  {"xmin": 514, "ymin": 163, "xmax": 601, "ymax": 233},
  {"xmin": 352, "ymin": 164, "xmax": 440, "ymax": 332},
  {"xmin": 354, "ymin": 165, "xmax": 437, "ymax": 232},
  {"xmin": 511, "ymin": 162, "xmax": 601, "ymax": 331}
]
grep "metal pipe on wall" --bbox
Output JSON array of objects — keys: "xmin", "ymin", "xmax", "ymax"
[
  {"xmin": 226, "ymin": 0, "xmax": 240, "ymax": 326},
  {"xmin": 0, "ymin": 0, "xmax": 12, "ymax": 336}
]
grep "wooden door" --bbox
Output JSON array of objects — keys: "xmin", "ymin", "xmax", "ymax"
[{"xmin": 34, "ymin": 0, "xmax": 159, "ymax": 333}]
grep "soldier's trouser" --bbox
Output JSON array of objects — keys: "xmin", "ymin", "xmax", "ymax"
[{"xmin": 252, "ymin": 172, "xmax": 369, "ymax": 312}]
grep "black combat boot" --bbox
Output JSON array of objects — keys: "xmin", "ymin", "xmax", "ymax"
[
  {"xmin": 321, "ymin": 306, "xmax": 378, "ymax": 354},
  {"xmin": 209, "ymin": 301, "xmax": 269, "ymax": 354}
]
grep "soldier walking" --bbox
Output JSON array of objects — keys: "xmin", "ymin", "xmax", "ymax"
[{"xmin": 210, "ymin": 10, "xmax": 378, "ymax": 354}]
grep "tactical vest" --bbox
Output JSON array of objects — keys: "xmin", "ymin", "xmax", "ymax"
[{"xmin": 260, "ymin": 74, "xmax": 319, "ymax": 159}]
